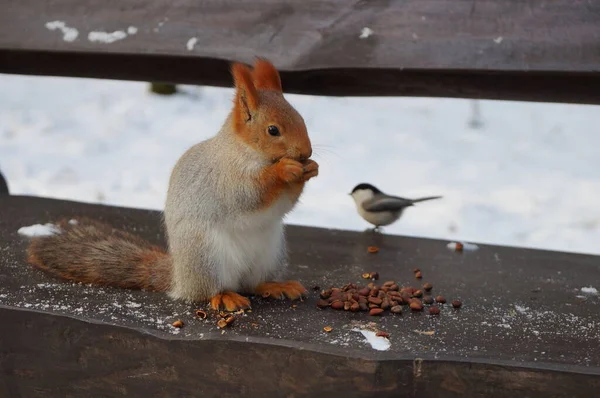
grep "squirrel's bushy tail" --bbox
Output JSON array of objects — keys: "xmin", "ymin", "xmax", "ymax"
[{"xmin": 26, "ymin": 218, "xmax": 172, "ymax": 292}]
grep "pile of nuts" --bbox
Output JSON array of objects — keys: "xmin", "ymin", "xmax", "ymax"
[{"xmin": 316, "ymin": 275, "xmax": 462, "ymax": 316}]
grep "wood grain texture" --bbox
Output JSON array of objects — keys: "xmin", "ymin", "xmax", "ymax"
[{"xmin": 0, "ymin": 0, "xmax": 599, "ymax": 102}]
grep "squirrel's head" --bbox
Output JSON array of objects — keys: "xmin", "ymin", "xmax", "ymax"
[{"xmin": 230, "ymin": 59, "xmax": 312, "ymax": 163}]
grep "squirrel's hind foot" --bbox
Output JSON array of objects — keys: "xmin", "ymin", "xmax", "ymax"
[
  {"xmin": 255, "ymin": 281, "xmax": 308, "ymax": 300},
  {"xmin": 210, "ymin": 291, "xmax": 251, "ymax": 312}
]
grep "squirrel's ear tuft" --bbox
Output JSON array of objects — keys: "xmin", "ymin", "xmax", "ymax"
[
  {"xmin": 252, "ymin": 58, "xmax": 283, "ymax": 93},
  {"xmin": 231, "ymin": 62, "xmax": 259, "ymax": 120}
]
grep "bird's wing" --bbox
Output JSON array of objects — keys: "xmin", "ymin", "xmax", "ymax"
[{"xmin": 361, "ymin": 195, "xmax": 414, "ymax": 212}]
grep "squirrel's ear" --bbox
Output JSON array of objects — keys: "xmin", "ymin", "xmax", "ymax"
[
  {"xmin": 231, "ymin": 62, "xmax": 259, "ymax": 121},
  {"xmin": 252, "ymin": 58, "xmax": 283, "ymax": 93}
]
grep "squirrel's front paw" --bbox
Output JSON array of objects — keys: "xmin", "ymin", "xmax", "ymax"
[
  {"xmin": 210, "ymin": 291, "xmax": 251, "ymax": 312},
  {"xmin": 302, "ymin": 159, "xmax": 319, "ymax": 181},
  {"xmin": 275, "ymin": 158, "xmax": 304, "ymax": 184},
  {"xmin": 255, "ymin": 281, "xmax": 308, "ymax": 301}
]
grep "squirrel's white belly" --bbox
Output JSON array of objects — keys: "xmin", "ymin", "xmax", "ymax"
[{"xmin": 208, "ymin": 196, "xmax": 293, "ymax": 291}]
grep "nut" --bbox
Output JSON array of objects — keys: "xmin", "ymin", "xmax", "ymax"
[
  {"xmin": 320, "ymin": 289, "xmax": 332, "ymax": 299},
  {"xmin": 428, "ymin": 306, "xmax": 441, "ymax": 315},
  {"xmin": 423, "ymin": 296, "xmax": 434, "ymax": 305},
  {"xmin": 381, "ymin": 298, "xmax": 391, "ymax": 310},
  {"xmin": 367, "ymin": 246, "xmax": 379, "ymax": 253},
  {"xmin": 369, "ymin": 272, "xmax": 380, "ymax": 280},
  {"xmin": 331, "ymin": 300, "xmax": 344, "ymax": 310},
  {"xmin": 359, "ymin": 303, "xmax": 369, "ymax": 311},
  {"xmin": 383, "ymin": 281, "xmax": 395, "ymax": 287},
  {"xmin": 368, "ymin": 297, "xmax": 383, "ymax": 305},
  {"xmin": 216, "ymin": 319, "xmax": 228, "ymax": 328},
  {"xmin": 369, "ymin": 308, "xmax": 384, "ymax": 316},
  {"xmin": 415, "ymin": 271, "xmax": 423, "ymax": 279},
  {"xmin": 358, "ymin": 287, "xmax": 371, "ymax": 296},
  {"xmin": 316, "ymin": 299, "xmax": 330, "ymax": 308},
  {"xmin": 435, "ymin": 296, "xmax": 447, "ymax": 304},
  {"xmin": 323, "ymin": 326, "xmax": 333, "ymax": 332},
  {"xmin": 452, "ymin": 300, "xmax": 463, "ymax": 309},
  {"xmin": 369, "ymin": 288, "xmax": 379, "ymax": 297},
  {"xmin": 376, "ymin": 331, "xmax": 390, "ymax": 338},
  {"xmin": 413, "ymin": 290, "xmax": 423, "ymax": 298},
  {"xmin": 195, "ymin": 310, "xmax": 207, "ymax": 319},
  {"xmin": 423, "ymin": 282, "xmax": 433, "ymax": 292},
  {"xmin": 342, "ymin": 283, "xmax": 355, "ymax": 292},
  {"xmin": 409, "ymin": 301, "xmax": 423, "ymax": 311},
  {"xmin": 224, "ymin": 314, "xmax": 235, "ymax": 325},
  {"xmin": 172, "ymin": 320, "xmax": 184, "ymax": 328},
  {"xmin": 390, "ymin": 305, "xmax": 403, "ymax": 314},
  {"xmin": 389, "ymin": 284, "xmax": 400, "ymax": 291},
  {"xmin": 412, "ymin": 268, "xmax": 421, "ymax": 273},
  {"xmin": 350, "ymin": 302, "xmax": 360, "ymax": 312},
  {"xmin": 362, "ymin": 272, "xmax": 371, "ymax": 279},
  {"xmin": 368, "ymin": 303, "xmax": 379, "ymax": 309},
  {"xmin": 344, "ymin": 301, "xmax": 352, "ymax": 311}
]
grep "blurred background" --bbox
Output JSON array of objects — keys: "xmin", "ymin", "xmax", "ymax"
[{"xmin": 1, "ymin": 74, "xmax": 599, "ymax": 255}]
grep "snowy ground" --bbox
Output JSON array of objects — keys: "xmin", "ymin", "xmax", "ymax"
[{"xmin": 2, "ymin": 74, "xmax": 600, "ymax": 255}]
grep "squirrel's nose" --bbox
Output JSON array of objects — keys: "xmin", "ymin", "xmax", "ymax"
[{"xmin": 298, "ymin": 147, "xmax": 312, "ymax": 162}]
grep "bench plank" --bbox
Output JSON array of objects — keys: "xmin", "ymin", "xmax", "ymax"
[
  {"xmin": 0, "ymin": 195, "xmax": 598, "ymax": 396},
  {"xmin": 1, "ymin": 0, "xmax": 599, "ymax": 102}
]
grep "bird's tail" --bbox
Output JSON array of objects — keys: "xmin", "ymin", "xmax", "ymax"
[
  {"xmin": 26, "ymin": 218, "xmax": 172, "ymax": 292},
  {"xmin": 411, "ymin": 196, "xmax": 442, "ymax": 204}
]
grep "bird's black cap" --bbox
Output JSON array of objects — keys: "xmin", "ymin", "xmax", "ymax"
[{"xmin": 351, "ymin": 183, "xmax": 381, "ymax": 194}]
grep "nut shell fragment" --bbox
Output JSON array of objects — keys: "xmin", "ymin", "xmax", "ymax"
[{"xmin": 172, "ymin": 320, "xmax": 184, "ymax": 328}]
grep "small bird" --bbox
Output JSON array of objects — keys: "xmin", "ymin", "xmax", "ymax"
[{"xmin": 349, "ymin": 183, "xmax": 442, "ymax": 231}]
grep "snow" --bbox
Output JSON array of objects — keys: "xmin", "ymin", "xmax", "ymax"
[
  {"xmin": 352, "ymin": 328, "xmax": 391, "ymax": 351},
  {"xmin": 581, "ymin": 287, "xmax": 598, "ymax": 295},
  {"xmin": 359, "ymin": 27, "xmax": 373, "ymax": 39},
  {"xmin": 186, "ymin": 37, "xmax": 198, "ymax": 51},
  {"xmin": 45, "ymin": 21, "xmax": 79, "ymax": 42},
  {"xmin": 17, "ymin": 223, "xmax": 61, "ymax": 237},
  {"xmin": 88, "ymin": 30, "xmax": 128, "ymax": 43},
  {"xmin": 1, "ymin": 74, "xmax": 600, "ymax": 255}
]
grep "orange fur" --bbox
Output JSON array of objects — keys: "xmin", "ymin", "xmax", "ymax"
[
  {"xmin": 255, "ymin": 281, "xmax": 307, "ymax": 300},
  {"xmin": 231, "ymin": 62, "xmax": 259, "ymax": 133},
  {"xmin": 210, "ymin": 291, "xmax": 251, "ymax": 311},
  {"xmin": 252, "ymin": 58, "xmax": 283, "ymax": 92},
  {"xmin": 229, "ymin": 59, "xmax": 317, "ymax": 210}
]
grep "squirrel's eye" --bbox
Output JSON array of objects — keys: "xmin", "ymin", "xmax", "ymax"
[{"xmin": 267, "ymin": 125, "xmax": 280, "ymax": 137}]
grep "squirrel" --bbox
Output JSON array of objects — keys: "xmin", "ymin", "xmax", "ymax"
[{"xmin": 26, "ymin": 58, "xmax": 319, "ymax": 312}]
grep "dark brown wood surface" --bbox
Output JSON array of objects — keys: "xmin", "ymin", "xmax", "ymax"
[
  {"xmin": 1, "ymin": 0, "xmax": 600, "ymax": 103},
  {"xmin": 0, "ymin": 195, "xmax": 599, "ymax": 397}
]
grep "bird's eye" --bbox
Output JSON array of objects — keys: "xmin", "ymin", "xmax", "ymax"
[{"xmin": 267, "ymin": 125, "xmax": 280, "ymax": 137}]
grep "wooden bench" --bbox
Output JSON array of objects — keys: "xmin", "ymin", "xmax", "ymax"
[{"xmin": 0, "ymin": 1, "xmax": 599, "ymax": 396}]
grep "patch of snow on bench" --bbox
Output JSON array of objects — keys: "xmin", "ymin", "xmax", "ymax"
[
  {"xmin": 88, "ymin": 26, "xmax": 138, "ymax": 44},
  {"xmin": 45, "ymin": 21, "xmax": 79, "ymax": 42},
  {"xmin": 18, "ymin": 223, "xmax": 61, "ymax": 237},
  {"xmin": 352, "ymin": 328, "xmax": 390, "ymax": 351}
]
